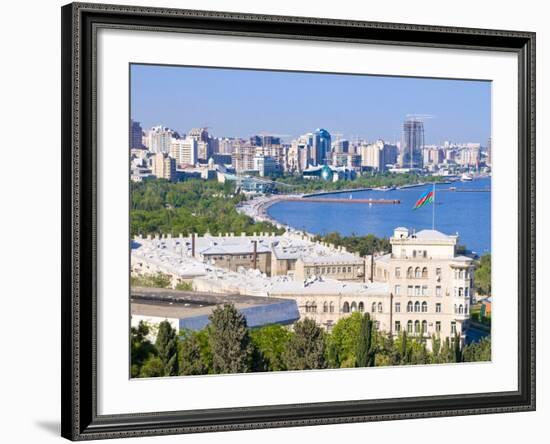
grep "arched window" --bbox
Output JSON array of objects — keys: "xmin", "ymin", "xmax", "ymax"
[
  {"xmin": 421, "ymin": 301, "xmax": 428, "ymax": 313},
  {"xmin": 407, "ymin": 301, "xmax": 413, "ymax": 312},
  {"xmin": 372, "ymin": 302, "xmax": 377, "ymax": 313},
  {"xmin": 414, "ymin": 301, "xmax": 420, "ymax": 312},
  {"xmin": 407, "ymin": 267, "xmax": 413, "ymax": 278},
  {"xmin": 351, "ymin": 302, "xmax": 357, "ymax": 312},
  {"xmin": 358, "ymin": 302, "xmax": 364, "ymax": 312},
  {"xmin": 407, "ymin": 320, "xmax": 413, "ymax": 333},
  {"xmin": 329, "ymin": 302, "xmax": 335, "ymax": 313},
  {"xmin": 414, "ymin": 320, "xmax": 420, "ymax": 334},
  {"xmin": 305, "ymin": 302, "xmax": 310, "ymax": 313},
  {"xmin": 342, "ymin": 301, "xmax": 350, "ymax": 313},
  {"xmin": 459, "ymin": 304, "xmax": 463, "ymax": 314},
  {"xmin": 465, "ymin": 304, "xmax": 469, "ymax": 314},
  {"xmin": 422, "ymin": 320, "xmax": 427, "ymax": 333},
  {"xmin": 378, "ymin": 302, "xmax": 383, "ymax": 313},
  {"xmin": 323, "ymin": 302, "xmax": 328, "ymax": 313},
  {"xmin": 311, "ymin": 302, "xmax": 317, "ymax": 313},
  {"xmin": 415, "ymin": 267, "xmax": 421, "ymax": 278},
  {"xmin": 422, "ymin": 267, "xmax": 428, "ymax": 278},
  {"xmin": 459, "ymin": 287, "xmax": 464, "ymax": 297}
]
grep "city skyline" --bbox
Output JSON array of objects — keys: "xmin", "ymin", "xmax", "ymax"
[{"xmin": 131, "ymin": 64, "xmax": 491, "ymax": 145}]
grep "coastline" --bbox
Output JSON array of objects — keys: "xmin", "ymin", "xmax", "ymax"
[{"xmin": 237, "ymin": 175, "xmax": 492, "ymax": 248}]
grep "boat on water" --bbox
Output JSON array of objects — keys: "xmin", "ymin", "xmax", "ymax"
[{"xmin": 460, "ymin": 173, "xmax": 473, "ymax": 182}]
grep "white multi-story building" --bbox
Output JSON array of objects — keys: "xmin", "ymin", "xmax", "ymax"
[
  {"xmin": 170, "ymin": 138, "xmax": 197, "ymax": 166},
  {"xmin": 145, "ymin": 126, "xmax": 174, "ymax": 153},
  {"xmin": 360, "ymin": 140, "xmax": 398, "ymax": 171},
  {"xmin": 372, "ymin": 227, "xmax": 475, "ymax": 343}
]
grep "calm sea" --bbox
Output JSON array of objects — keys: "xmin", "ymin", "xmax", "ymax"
[{"xmin": 267, "ymin": 177, "xmax": 491, "ymax": 254}]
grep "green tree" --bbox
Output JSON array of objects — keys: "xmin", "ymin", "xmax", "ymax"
[
  {"xmin": 155, "ymin": 320, "xmax": 179, "ymax": 376},
  {"xmin": 130, "ymin": 321, "xmax": 157, "ymax": 377},
  {"xmin": 474, "ymin": 254, "xmax": 492, "ymax": 296},
  {"xmin": 208, "ymin": 304, "xmax": 253, "ymax": 374},
  {"xmin": 179, "ymin": 333, "xmax": 207, "ymax": 375},
  {"xmin": 356, "ymin": 313, "xmax": 376, "ymax": 367},
  {"xmin": 139, "ymin": 355, "xmax": 164, "ymax": 378},
  {"xmin": 250, "ymin": 324, "xmax": 292, "ymax": 372},
  {"xmin": 326, "ymin": 312, "xmax": 362, "ymax": 368},
  {"xmin": 283, "ymin": 318, "xmax": 326, "ymax": 370},
  {"xmin": 130, "ymin": 272, "xmax": 172, "ymax": 289},
  {"xmin": 453, "ymin": 333, "xmax": 463, "ymax": 363},
  {"xmin": 462, "ymin": 337, "xmax": 491, "ymax": 362}
]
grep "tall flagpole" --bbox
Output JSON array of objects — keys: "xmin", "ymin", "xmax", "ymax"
[{"xmin": 432, "ymin": 182, "xmax": 436, "ymax": 230}]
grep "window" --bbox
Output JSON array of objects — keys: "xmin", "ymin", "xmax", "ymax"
[
  {"xmin": 414, "ymin": 286, "xmax": 421, "ymax": 296},
  {"xmin": 395, "ymin": 321, "xmax": 401, "ymax": 333},
  {"xmin": 321, "ymin": 267, "xmax": 326, "ymax": 274},
  {"xmin": 323, "ymin": 302, "xmax": 328, "ymax": 313},
  {"xmin": 374, "ymin": 321, "xmax": 380, "ymax": 330},
  {"xmin": 465, "ymin": 287, "xmax": 469, "ymax": 297},
  {"xmin": 351, "ymin": 302, "xmax": 357, "ymax": 312},
  {"xmin": 436, "ymin": 303, "xmax": 441, "ymax": 313},
  {"xmin": 422, "ymin": 320, "xmax": 427, "ymax": 333},
  {"xmin": 454, "ymin": 287, "xmax": 458, "ymax": 297},
  {"xmin": 436, "ymin": 267, "xmax": 442, "ymax": 277},
  {"xmin": 407, "ymin": 301, "xmax": 413, "ymax": 312},
  {"xmin": 451, "ymin": 321, "xmax": 457, "ymax": 335},
  {"xmin": 459, "ymin": 287, "xmax": 464, "ymax": 297},
  {"xmin": 415, "ymin": 267, "xmax": 421, "ymax": 278},
  {"xmin": 465, "ymin": 304, "xmax": 469, "ymax": 314},
  {"xmin": 329, "ymin": 302, "xmax": 335, "ymax": 313},
  {"xmin": 395, "ymin": 285, "xmax": 401, "ymax": 296},
  {"xmin": 414, "ymin": 320, "xmax": 420, "ymax": 333},
  {"xmin": 407, "ymin": 286, "xmax": 413, "ymax": 296},
  {"xmin": 414, "ymin": 301, "xmax": 420, "ymax": 312},
  {"xmin": 436, "ymin": 286, "xmax": 442, "ymax": 297},
  {"xmin": 458, "ymin": 304, "xmax": 464, "ymax": 314},
  {"xmin": 343, "ymin": 301, "xmax": 350, "ymax": 313},
  {"xmin": 454, "ymin": 304, "xmax": 458, "ymax": 314},
  {"xmin": 347, "ymin": 267, "xmax": 352, "ymax": 273},
  {"xmin": 421, "ymin": 301, "xmax": 428, "ymax": 313},
  {"xmin": 454, "ymin": 270, "xmax": 459, "ymax": 279},
  {"xmin": 372, "ymin": 302, "xmax": 377, "ymax": 313},
  {"xmin": 407, "ymin": 267, "xmax": 413, "ymax": 278},
  {"xmin": 337, "ymin": 267, "xmax": 341, "ymax": 273},
  {"xmin": 358, "ymin": 302, "xmax": 364, "ymax": 312},
  {"xmin": 423, "ymin": 250, "xmax": 428, "ymax": 258},
  {"xmin": 395, "ymin": 267, "xmax": 401, "ymax": 278},
  {"xmin": 378, "ymin": 302, "xmax": 383, "ymax": 313},
  {"xmin": 422, "ymin": 267, "xmax": 428, "ymax": 278},
  {"xmin": 395, "ymin": 302, "xmax": 401, "ymax": 313},
  {"xmin": 435, "ymin": 321, "xmax": 441, "ymax": 332},
  {"xmin": 315, "ymin": 267, "xmax": 319, "ymax": 274},
  {"xmin": 407, "ymin": 320, "xmax": 413, "ymax": 334},
  {"xmin": 305, "ymin": 302, "xmax": 310, "ymax": 313},
  {"xmin": 421, "ymin": 285, "xmax": 428, "ymax": 296}
]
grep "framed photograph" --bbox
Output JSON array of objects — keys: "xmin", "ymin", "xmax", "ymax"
[{"xmin": 61, "ymin": 2, "xmax": 536, "ymax": 440}]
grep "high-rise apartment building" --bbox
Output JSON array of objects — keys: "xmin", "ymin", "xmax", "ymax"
[
  {"xmin": 360, "ymin": 140, "xmax": 398, "ymax": 171},
  {"xmin": 146, "ymin": 126, "xmax": 174, "ymax": 154},
  {"xmin": 130, "ymin": 119, "xmax": 144, "ymax": 149},
  {"xmin": 170, "ymin": 138, "xmax": 198, "ymax": 166},
  {"xmin": 152, "ymin": 152, "xmax": 176, "ymax": 181},
  {"xmin": 401, "ymin": 118, "xmax": 425, "ymax": 168}
]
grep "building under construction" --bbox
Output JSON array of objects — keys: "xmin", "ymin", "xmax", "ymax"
[{"xmin": 401, "ymin": 117, "xmax": 425, "ymax": 168}]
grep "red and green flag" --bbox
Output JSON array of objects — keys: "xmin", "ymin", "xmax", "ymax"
[{"xmin": 413, "ymin": 189, "xmax": 434, "ymax": 210}]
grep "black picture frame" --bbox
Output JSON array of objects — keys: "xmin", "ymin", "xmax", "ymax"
[{"xmin": 61, "ymin": 2, "xmax": 536, "ymax": 440}]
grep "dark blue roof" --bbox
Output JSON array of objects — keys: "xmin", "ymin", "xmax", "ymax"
[{"xmin": 179, "ymin": 299, "xmax": 300, "ymax": 331}]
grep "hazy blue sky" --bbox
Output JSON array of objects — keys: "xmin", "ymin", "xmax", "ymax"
[{"xmin": 130, "ymin": 64, "xmax": 491, "ymax": 145}]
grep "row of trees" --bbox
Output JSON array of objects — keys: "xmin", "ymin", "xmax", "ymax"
[
  {"xmin": 313, "ymin": 232, "xmax": 391, "ymax": 257},
  {"xmin": 274, "ymin": 172, "xmax": 443, "ymax": 194},
  {"xmin": 130, "ymin": 179, "xmax": 284, "ymax": 237},
  {"xmin": 131, "ymin": 304, "xmax": 491, "ymax": 378}
]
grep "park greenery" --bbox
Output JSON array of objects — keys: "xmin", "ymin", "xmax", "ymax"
[
  {"xmin": 131, "ymin": 304, "xmax": 491, "ymax": 378},
  {"xmin": 274, "ymin": 172, "xmax": 443, "ymax": 194},
  {"xmin": 130, "ymin": 179, "xmax": 283, "ymax": 237},
  {"xmin": 474, "ymin": 253, "xmax": 491, "ymax": 296}
]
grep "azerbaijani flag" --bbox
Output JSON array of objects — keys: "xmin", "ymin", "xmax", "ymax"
[{"xmin": 413, "ymin": 189, "xmax": 434, "ymax": 210}]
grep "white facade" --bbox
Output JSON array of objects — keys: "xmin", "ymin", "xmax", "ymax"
[{"xmin": 170, "ymin": 137, "xmax": 197, "ymax": 166}]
